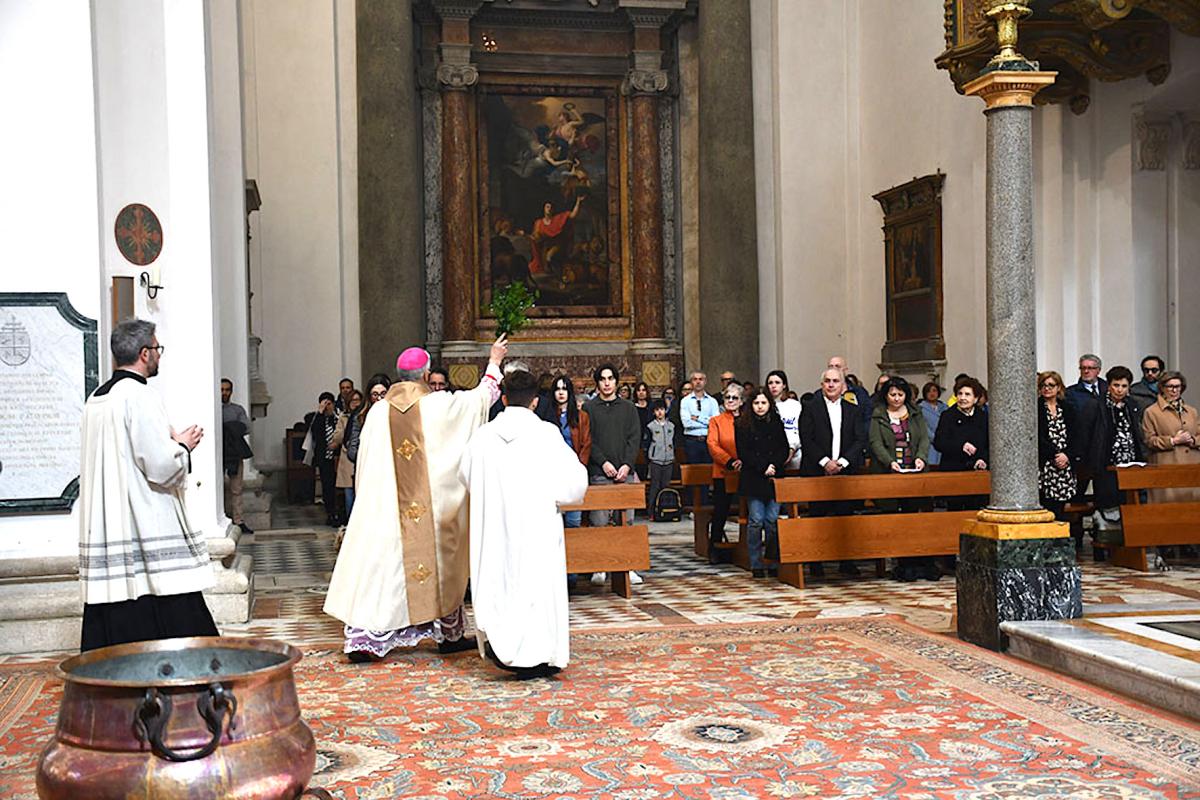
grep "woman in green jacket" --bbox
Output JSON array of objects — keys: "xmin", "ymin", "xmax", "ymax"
[{"xmin": 868, "ymin": 377, "xmax": 935, "ymax": 582}]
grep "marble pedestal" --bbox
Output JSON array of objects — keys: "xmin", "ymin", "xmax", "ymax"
[{"xmin": 956, "ymin": 522, "xmax": 1081, "ymax": 651}]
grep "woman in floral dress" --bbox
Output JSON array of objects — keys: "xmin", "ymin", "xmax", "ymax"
[{"xmin": 1037, "ymin": 371, "xmax": 1078, "ymax": 520}]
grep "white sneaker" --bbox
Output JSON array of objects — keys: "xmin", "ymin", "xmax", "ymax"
[
  {"xmin": 630, "ymin": 571, "xmax": 644, "ymax": 585},
  {"xmin": 590, "ymin": 572, "xmax": 608, "ymax": 585}
]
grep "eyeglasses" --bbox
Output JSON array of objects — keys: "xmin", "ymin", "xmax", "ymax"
[
  {"xmin": 724, "ymin": 394, "xmax": 740, "ymax": 401},
  {"xmin": 1163, "ymin": 383, "xmax": 1183, "ymax": 391},
  {"xmin": 1041, "ymin": 382, "xmax": 1058, "ymax": 388},
  {"xmin": 1144, "ymin": 367, "xmax": 1162, "ymax": 374},
  {"xmin": 143, "ymin": 345, "xmax": 164, "ymax": 356},
  {"xmin": 1080, "ymin": 364, "xmax": 1100, "ymax": 372}
]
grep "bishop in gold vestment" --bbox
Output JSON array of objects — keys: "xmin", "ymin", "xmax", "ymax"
[{"xmin": 323, "ymin": 340, "xmax": 505, "ymax": 658}]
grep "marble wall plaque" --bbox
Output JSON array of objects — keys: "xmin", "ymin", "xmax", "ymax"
[{"xmin": 0, "ymin": 293, "xmax": 98, "ymax": 514}]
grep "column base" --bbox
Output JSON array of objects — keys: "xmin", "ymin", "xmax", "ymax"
[
  {"xmin": 956, "ymin": 520, "xmax": 1081, "ymax": 651},
  {"xmin": 629, "ymin": 338, "xmax": 674, "ymax": 354}
]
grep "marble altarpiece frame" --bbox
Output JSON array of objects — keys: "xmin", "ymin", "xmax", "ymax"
[
  {"xmin": 873, "ymin": 172, "xmax": 946, "ymax": 370},
  {"xmin": 474, "ymin": 77, "xmax": 631, "ymax": 339}
]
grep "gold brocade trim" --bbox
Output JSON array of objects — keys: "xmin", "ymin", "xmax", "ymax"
[
  {"xmin": 388, "ymin": 388, "xmax": 440, "ymax": 624},
  {"xmin": 976, "ymin": 508, "xmax": 1057, "ymax": 524},
  {"xmin": 962, "ymin": 70, "xmax": 1057, "ymax": 108}
]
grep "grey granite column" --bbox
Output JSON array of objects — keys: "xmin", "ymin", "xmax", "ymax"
[
  {"xmin": 955, "ymin": 67, "xmax": 1081, "ymax": 652},
  {"xmin": 983, "ymin": 103, "xmax": 1040, "ymax": 513}
]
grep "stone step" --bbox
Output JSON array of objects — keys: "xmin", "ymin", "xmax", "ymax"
[
  {"xmin": 1002, "ymin": 614, "xmax": 1200, "ymax": 722},
  {"xmin": 0, "ymin": 617, "xmax": 80, "ymax": 655},
  {"xmin": 0, "ymin": 579, "xmax": 81, "ymax": 620}
]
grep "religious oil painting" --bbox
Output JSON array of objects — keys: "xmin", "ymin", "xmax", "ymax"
[
  {"xmin": 479, "ymin": 86, "xmax": 622, "ymax": 317},
  {"xmin": 873, "ymin": 172, "xmax": 946, "ymax": 367}
]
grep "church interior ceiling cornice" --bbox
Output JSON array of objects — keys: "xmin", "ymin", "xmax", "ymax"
[{"xmin": 937, "ymin": 0, "xmax": 1199, "ymax": 113}]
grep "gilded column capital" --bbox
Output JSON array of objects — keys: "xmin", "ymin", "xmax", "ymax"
[
  {"xmin": 622, "ymin": 68, "xmax": 668, "ymax": 96},
  {"xmin": 963, "ymin": 70, "xmax": 1057, "ymax": 108}
]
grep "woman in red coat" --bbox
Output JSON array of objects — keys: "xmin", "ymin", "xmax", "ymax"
[{"xmin": 706, "ymin": 383, "xmax": 743, "ymax": 562}]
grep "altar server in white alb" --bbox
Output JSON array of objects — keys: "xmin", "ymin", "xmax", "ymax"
[
  {"xmin": 459, "ymin": 368, "xmax": 589, "ymax": 679},
  {"xmin": 78, "ymin": 319, "xmax": 216, "ymax": 652},
  {"xmin": 324, "ymin": 336, "xmax": 507, "ymax": 661}
]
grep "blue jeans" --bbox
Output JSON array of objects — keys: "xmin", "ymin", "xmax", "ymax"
[
  {"xmin": 344, "ymin": 487, "xmax": 355, "ymax": 519},
  {"xmin": 746, "ymin": 497, "xmax": 780, "ymax": 571},
  {"xmin": 563, "ymin": 510, "xmax": 582, "ymax": 528},
  {"xmin": 683, "ymin": 437, "xmax": 711, "ymax": 504}
]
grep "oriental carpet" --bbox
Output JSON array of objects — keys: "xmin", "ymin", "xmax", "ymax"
[{"xmin": 2, "ymin": 618, "xmax": 1200, "ymax": 798}]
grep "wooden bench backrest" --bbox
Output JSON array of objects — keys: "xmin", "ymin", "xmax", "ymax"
[
  {"xmin": 680, "ymin": 464, "xmax": 711, "ymax": 485},
  {"xmin": 558, "ymin": 483, "xmax": 646, "ymax": 512},
  {"xmin": 773, "ymin": 471, "xmax": 990, "ymax": 503},
  {"xmin": 1114, "ymin": 464, "xmax": 1200, "ymax": 490}
]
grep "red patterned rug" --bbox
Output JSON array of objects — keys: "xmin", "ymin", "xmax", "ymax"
[{"xmin": 3, "ymin": 618, "xmax": 1200, "ymax": 798}]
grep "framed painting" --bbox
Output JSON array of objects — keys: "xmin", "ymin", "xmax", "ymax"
[
  {"xmin": 873, "ymin": 173, "xmax": 946, "ymax": 368},
  {"xmin": 477, "ymin": 83, "xmax": 624, "ymax": 319}
]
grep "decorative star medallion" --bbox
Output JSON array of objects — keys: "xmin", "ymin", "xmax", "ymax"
[
  {"xmin": 411, "ymin": 563, "xmax": 431, "ymax": 583},
  {"xmin": 404, "ymin": 501, "xmax": 426, "ymax": 522},
  {"xmin": 397, "ymin": 438, "xmax": 419, "ymax": 461}
]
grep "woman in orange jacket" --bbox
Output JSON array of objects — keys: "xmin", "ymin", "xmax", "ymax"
[{"xmin": 706, "ymin": 383, "xmax": 743, "ymax": 561}]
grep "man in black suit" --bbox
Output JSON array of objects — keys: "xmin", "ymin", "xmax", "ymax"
[
  {"xmin": 800, "ymin": 367, "xmax": 868, "ymax": 577},
  {"xmin": 1064, "ymin": 353, "xmax": 1106, "ymax": 505},
  {"xmin": 1065, "ymin": 353, "xmax": 1107, "ymax": 410}
]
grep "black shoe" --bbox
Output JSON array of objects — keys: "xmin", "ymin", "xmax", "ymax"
[
  {"xmin": 893, "ymin": 565, "xmax": 917, "ymax": 582},
  {"xmin": 809, "ymin": 562, "xmax": 826, "ymax": 578},
  {"xmin": 839, "ymin": 560, "xmax": 860, "ymax": 577},
  {"xmin": 921, "ymin": 564, "xmax": 942, "ymax": 581},
  {"xmin": 347, "ymin": 650, "xmax": 377, "ymax": 663},
  {"xmin": 768, "ymin": 568, "xmax": 778, "ymax": 578},
  {"xmin": 752, "ymin": 569, "xmax": 767, "ymax": 578},
  {"xmin": 236, "ymin": 521, "xmax": 254, "ymax": 534},
  {"xmin": 514, "ymin": 663, "xmax": 561, "ymax": 680},
  {"xmin": 438, "ymin": 636, "xmax": 477, "ymax": 655}
]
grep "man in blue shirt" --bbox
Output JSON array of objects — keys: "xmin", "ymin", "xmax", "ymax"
[{"xmin": 681, "ymin": 370, "xmax": 720, "ymax": 466}]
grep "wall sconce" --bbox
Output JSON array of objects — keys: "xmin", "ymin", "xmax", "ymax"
[
  {"xmin": 139, "ymin": 267, "xmax": 163, "ymax": 300},
  {"xmin": 481, "ymin": 32, "xmax": 498, "ymax": 52}
]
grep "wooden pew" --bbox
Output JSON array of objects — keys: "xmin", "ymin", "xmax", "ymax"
[
  {"xmin": 1108, "ymin": 464, "xmax": 1200, "ymax": 571},
  {"xmin": 681, "ymin": 464, "xmax": 716, "ymax": 556},
  {"xmin": 559, "ymin": 483, "xmax": 651, "ymax": 598},
  {"xmin": 773, "ymin": 471, "xmax": 991, "ymax": 588}
]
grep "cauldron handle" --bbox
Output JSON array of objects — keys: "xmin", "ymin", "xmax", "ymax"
[{"xmin": 134, "ymin": 683, "xmax": 238, "ymax": 762}]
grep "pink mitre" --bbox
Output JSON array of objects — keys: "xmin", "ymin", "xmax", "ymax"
[{"xmin": 396, "ymin": 347, "xmax": 431, "ymax": 372}]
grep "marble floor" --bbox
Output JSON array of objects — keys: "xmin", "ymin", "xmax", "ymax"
[{"xmin": 221, "ymin": 500, "xmax": 1200, "ymax": 649}]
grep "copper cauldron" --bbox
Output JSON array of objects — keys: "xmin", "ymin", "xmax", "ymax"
[{"xmin": 37, "ymin": 637, "xmax": 319, "ymax": 800}]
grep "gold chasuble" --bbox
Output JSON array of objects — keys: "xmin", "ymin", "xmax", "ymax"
[{"xmin": 324, "ymin": 369, "xmax": 498, "ymax": 632}]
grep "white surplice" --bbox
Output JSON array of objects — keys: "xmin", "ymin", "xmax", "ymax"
[{"xmin": 459, "ymin": 405, "xmax": 588, "ymax": 669}]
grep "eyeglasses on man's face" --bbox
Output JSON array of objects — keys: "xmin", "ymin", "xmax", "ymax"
[
  {"xmin": 1144, "ymin": 366, "xmax": 1162, "ymax": 374},
  {"xmin": 143, "ymin": 345, "xmax": 164, "ymax": 356}
]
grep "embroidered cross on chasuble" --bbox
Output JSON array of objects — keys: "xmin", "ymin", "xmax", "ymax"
[{"xmin": 387, "ymin": 383, "xmax": 460, "ymax": 624}]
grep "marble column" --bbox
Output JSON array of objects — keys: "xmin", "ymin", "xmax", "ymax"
[
  {"xmin": 623, "ymin": 5, "xmax": 676, "ymax": 355},
  {"xmin": 956, "ymin": 66, "xmax": 1082, "ymax": 651},
  {"xmin": 433, "ymin": 3, "xmax": 481, "ymax": 355},
  {"xmin": 438, "ymin": 52, "xmax": 478, "ymax": 349},
  {"xmin": 628, "ymin": 74, "xmax": 668, "ymax": 347}
]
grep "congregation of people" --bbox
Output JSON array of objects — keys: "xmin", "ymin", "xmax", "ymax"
[
  {"xmin": 84, "ymin": 318, "xmax": 1200, "ymax": 685},
  {"xmin": 292, "ymin": 350, "xmax": 1199, "ymax": 592}
]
